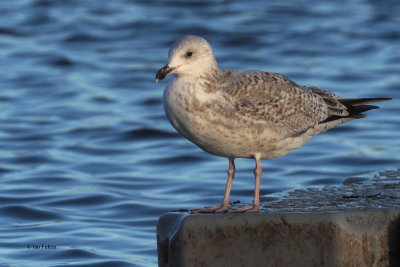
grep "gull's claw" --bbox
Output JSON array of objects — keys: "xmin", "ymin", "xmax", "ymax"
[
  {"xmin": 191, "ymin": 204, "xmax": 229, "ymax": 214},
  {"xmin": 227, "ymin": 204, "xmax": 259, "ymax": 213}
]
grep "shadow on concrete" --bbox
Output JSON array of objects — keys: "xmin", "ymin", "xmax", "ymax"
[{"xmin": 389, "ymin": 214, "xmax": 400, "ymax": 267}]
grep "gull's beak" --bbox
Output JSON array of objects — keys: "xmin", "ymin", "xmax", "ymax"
[{"xmin": 155, "ymin": 64, "xmax": 175, "ymax": 83}]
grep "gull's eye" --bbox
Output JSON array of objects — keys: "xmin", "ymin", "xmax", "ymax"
[{"xmin": 186, "ymin": 51, "xmax": 193, "ymax": 57}]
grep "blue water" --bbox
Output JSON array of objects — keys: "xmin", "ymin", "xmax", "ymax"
[{"xmin": 0, "ymin": 0, "xmax": 399, "ymax": 266}]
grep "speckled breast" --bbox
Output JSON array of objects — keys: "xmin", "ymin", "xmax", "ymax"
[{"xmin": 162, "ymin": 79, "xmax": 297, "ymax": 159}]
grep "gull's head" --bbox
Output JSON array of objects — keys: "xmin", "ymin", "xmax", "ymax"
[{"xmin": 156, "ymin": 35, "xmax": 217, "ymax": 82}]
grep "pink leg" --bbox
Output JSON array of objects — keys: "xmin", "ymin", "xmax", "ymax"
[
  {"xmin": 191, "ymin": 158, "xmax": 235, "ymax": 213},
  {"xmin": 229, "ymin": 156, "xmax": 261, "ymax": 213}
]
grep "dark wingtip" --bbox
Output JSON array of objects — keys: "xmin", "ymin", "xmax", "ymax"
[
  {"xmin": 339, "ymin": 97, "xmax": 392, "ymax": 106},
  {"xmin": 338, "ymin": 98, "xmax": 391, "ymax": 117},
  {"xmin": 322, "ymin": 98, "xmax": 389, "ymax": 123}
]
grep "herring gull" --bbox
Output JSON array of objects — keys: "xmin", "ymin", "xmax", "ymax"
[{"xmin": 155, "ymin": 35, "xmax": 391, "ymax": 213}]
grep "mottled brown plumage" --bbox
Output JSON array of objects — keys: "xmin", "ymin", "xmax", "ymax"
[{"xmin": 156, "ymin": 35, "xmax": 391, "ymax": 213}]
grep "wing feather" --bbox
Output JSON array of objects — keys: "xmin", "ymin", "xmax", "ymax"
[{"xmin": 221, "ymin": 71, "xmax": 348, "ymax": 133}]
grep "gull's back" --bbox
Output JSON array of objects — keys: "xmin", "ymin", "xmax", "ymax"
[{"xmin": 217, "ymin": 70, "xmax": 347, "ymax": 134}]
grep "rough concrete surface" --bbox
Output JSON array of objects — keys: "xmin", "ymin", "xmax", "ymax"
[{"xmin": 157, "ymin": 169, "xmax": 400, "ymax": 267}]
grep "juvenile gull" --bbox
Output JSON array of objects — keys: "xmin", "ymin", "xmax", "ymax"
[{"xmin": 155, "ymin": 35, "xmax": 390, "ymax": 213}]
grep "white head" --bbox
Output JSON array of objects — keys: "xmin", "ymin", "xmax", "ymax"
[{"xmin": 156, "ymin": 35, "xmax": 217, "ymax": 82}]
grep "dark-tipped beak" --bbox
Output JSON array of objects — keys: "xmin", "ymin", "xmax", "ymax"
[{"xmin": 155, "ymin": 64, "xmax": 175, "ymax": 83}]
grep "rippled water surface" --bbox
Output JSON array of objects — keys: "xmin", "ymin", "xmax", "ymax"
[{"xmin": 1, "ymin": 0, "xmax": 399, "ymax": 266}]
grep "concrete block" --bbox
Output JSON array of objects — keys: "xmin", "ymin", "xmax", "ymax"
[
  {"xmin": 157, "ymin": 211, "xmax": 400, "ymax": 267},
  {"xmin": 157, "ymin": 170, "xmax": 400, "ymax": 267}
]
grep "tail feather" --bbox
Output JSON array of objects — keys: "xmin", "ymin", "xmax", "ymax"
[
  {"xmin": 345, "ymin": 104, "xmax": 379, "ymax": 117},
  {"xmin": 339, "ymin": 97, "xmax": 391, "ymax": 107},
  {"xmin": 322, "ymin": 97, "xmax": 391, "ymax": 123}
]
